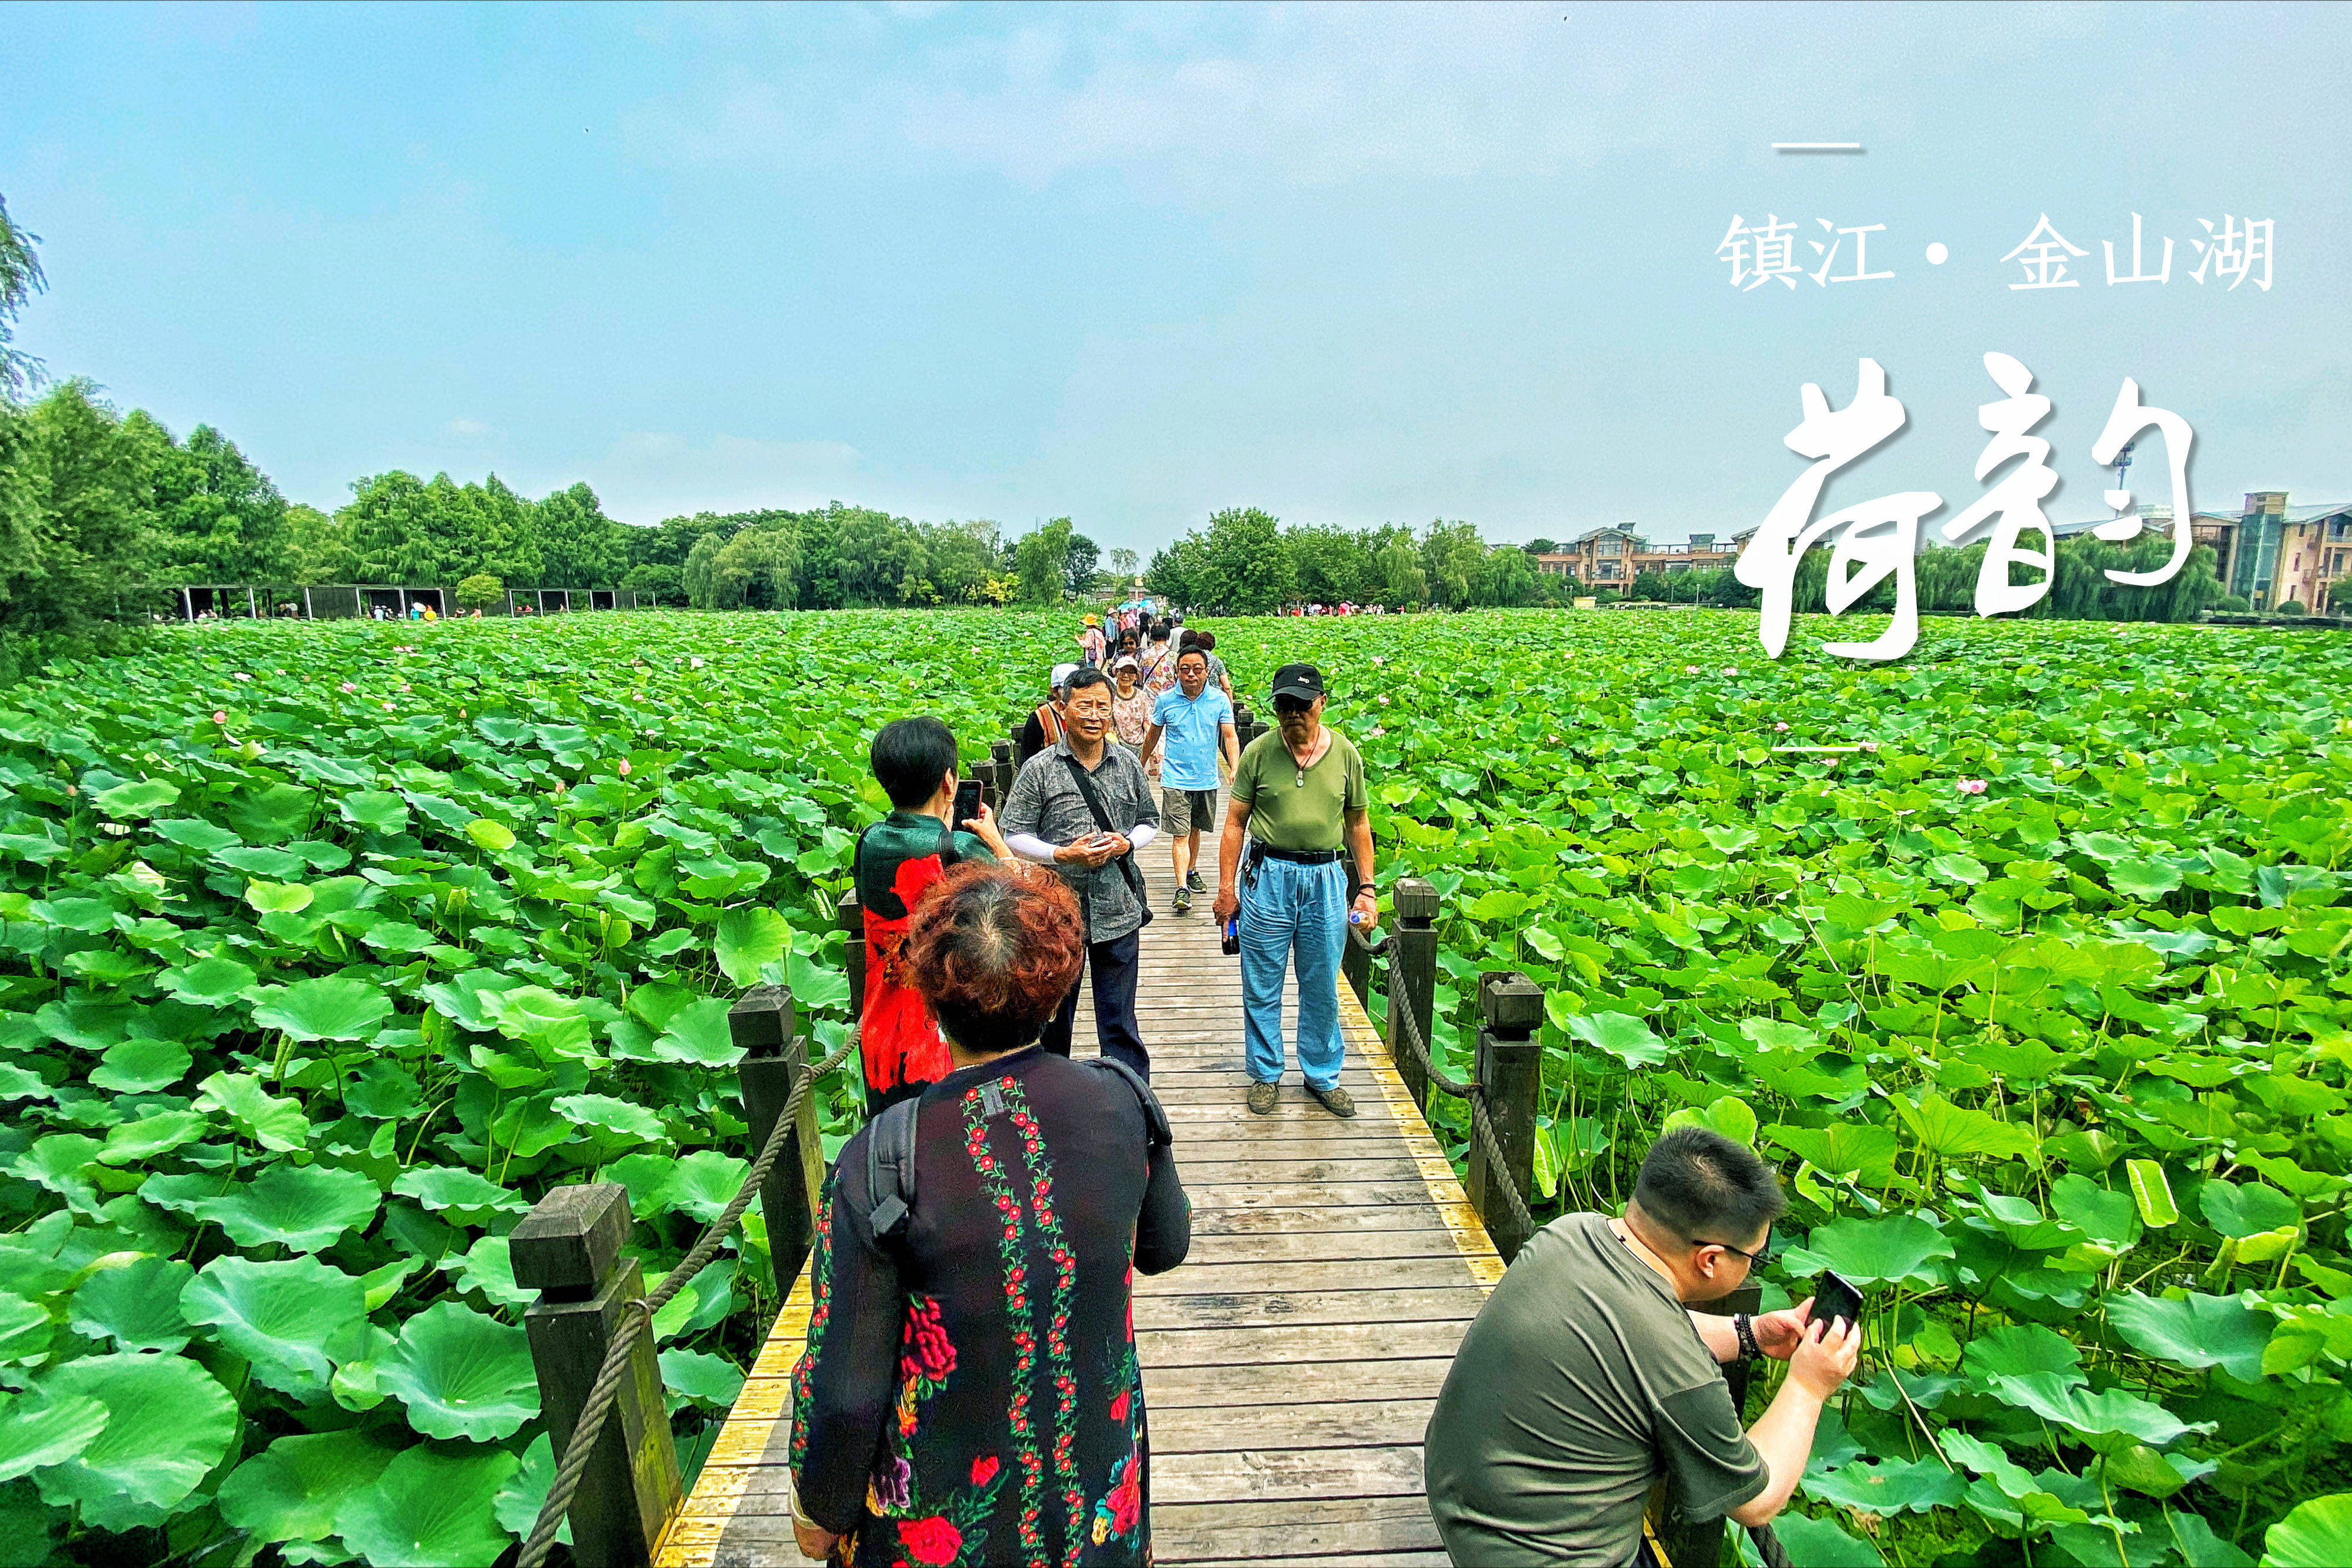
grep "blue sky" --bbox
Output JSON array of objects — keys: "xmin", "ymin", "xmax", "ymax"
[{"xmin": 7, "ymin": 2, "xmax": 2349, "ymax": 552}]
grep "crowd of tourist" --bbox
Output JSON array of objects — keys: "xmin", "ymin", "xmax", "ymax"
[{"xmin": 782, "ymin": 607, "xmax": 1856, "ymax": 1566}]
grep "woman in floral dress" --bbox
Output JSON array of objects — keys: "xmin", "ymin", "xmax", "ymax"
[
  {"xmin": 791, "ymin": 864, "xmax": 1192, "ymax": 1567},
  {"xmin": 1106, "ymin": 657, "xmax": 1156, "ymax": 785}
]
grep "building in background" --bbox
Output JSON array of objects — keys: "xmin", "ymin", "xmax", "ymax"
[
  {"xmin": 1532, "ymin": 528, "xmax": 1740, "ymax": 587},
  {"xmin": 2228, "ymin": 493, "xmax": 2352, "ymax": 614}
]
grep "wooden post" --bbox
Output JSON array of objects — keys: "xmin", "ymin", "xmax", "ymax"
[
  {"xmin": 513, "ymin": 1184, "xmax": 681, "ymax": 1568},
  {"xmin": 1386, "ymin": 878, "xmax": 1439, "ymax": 1111},
  {"xmin": 1653, "ymin": 1282, "xmax": 1765, "ymax": 1568},
  {"xmin": 730, "ymin": 985, "xmax": 825, "ymax": 1292},
  {"xmin": 1467, "ymin": 970, "xmax": 1543, "ymax": 1261},
  {"xmin": 837, "ymin": 892, "xmax": 866, "ymax": 1023}
]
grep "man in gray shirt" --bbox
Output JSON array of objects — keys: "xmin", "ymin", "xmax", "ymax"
[
  {"xmin": 1000, "ymin": 666, "xmax": 1160, "ymax": 1078},
  {"xmin": 1424, "ymin": 1129, "xmax": 1858, "ymax": 1566}
]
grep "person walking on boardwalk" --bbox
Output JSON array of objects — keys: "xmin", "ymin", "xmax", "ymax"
[
  {"xmin": 1016, "ymin": 662, "xmax": 1078, "ymax": 767},
  {"xmin": 1210, "ymin": 662, "xmax": 1375, "ymax": 1119},
  {"xmin": 1422, "ymin": 1129, "xmax": 1858, "ymax": 1566},
  {"xmin": 790, "ymin": 863, "xmax": 1192, "ymax": 1568},
  {"xmin": 850, "ymin": 717, "xmax": 1014, "ymax": 1119},
  {"xmin": 1137, "ymin": 645, "xmax": 1238, "ymax": 917},
  {"xmin": 1077, "ymin": 612, "xmax": 1107, "ymax": 668},
  {"xmin": 1000, "ymin": 667, "xmax": 1161, "ymax": 1079}
]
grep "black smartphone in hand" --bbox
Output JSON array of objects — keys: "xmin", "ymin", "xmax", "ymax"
[
  {"xmin": 1813, "ymin": 1268, "xmax": 1865, "ymax": 1335},
  {"xmin": 953, "ymin": 779, "xmax": 983, "ymax": 826}
]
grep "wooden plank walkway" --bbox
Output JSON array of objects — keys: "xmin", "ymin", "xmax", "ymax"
[{"xmin": 659, "ymin": 874, "xmax": 1499, "ymax": 1567}]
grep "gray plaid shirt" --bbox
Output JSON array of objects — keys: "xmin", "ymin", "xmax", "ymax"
[{"xmin": 1001, "ymin": 737, "xmax": 1161, "ymax": 944}]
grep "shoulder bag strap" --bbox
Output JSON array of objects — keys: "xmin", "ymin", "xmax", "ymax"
[
  {"xmin": 865, "ymin": 1097, "xmax": 922, "ymax": 1244},
  {"xmin": 1081, "ymin": 1056, "xmax": 1170, "ymax": 1148},
  {"xmin": 1058, "ymin": 753, "xmax": 1153, "ymax": 921}
]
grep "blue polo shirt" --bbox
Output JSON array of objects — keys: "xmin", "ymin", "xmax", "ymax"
[{"xmin": 1150, "ymin": 684, "xmax": 1233, "ymax": 791}]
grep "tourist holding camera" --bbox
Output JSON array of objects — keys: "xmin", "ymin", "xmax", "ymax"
[{"xmin": 1422, "ymin": 1129, "xmax": 1860, "ymax": 1566}]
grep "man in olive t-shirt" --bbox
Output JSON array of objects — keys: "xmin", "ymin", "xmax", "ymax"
[
  {"xmin": 1424, "ymin": 1129, "xmax": 1859, "ymax": 1566},
  {"xmin": 1211, "ymin": 662, "xmax": 1376, "ymax": 1118}
]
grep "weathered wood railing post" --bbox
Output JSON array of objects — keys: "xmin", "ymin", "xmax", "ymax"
[
  {"xmin": 1386, "ymin": 878, "xmax": 1439, "ymax": 1111},
  {"xmin": 1466, "ymin": 970, "xmax": 1543, "ymax": 1261},
  {"xmin": 514, "ymin": 1185, "xmax": 682, "ymax": 1567},
  {"xmin": 838, "ymin": 890, "xmax": 866, "ymax": 1018},
  {"xmin": 729, "ymin": 982, "xmax": 825, "ymax": 1290},
  {"xmin": 1654, "ymin": 1281, "xmax": 1765, "ymax": 1568}
]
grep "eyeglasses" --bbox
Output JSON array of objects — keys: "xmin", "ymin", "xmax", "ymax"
[
  {"xmin": 1695, "ymin": 1230, "xmax": 1774, "ymax": 1270},
  {"xmin": 1274, "ymin": 697, "xmax": 1314, "ymax": 716}
]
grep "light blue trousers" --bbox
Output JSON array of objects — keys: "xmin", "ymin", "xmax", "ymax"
[{"xmin": 1239, "ymin": 855, "xmax": 1347, "ymax": 1092}]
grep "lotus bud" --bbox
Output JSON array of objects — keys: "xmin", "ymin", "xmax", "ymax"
[
  {"xmin": 212, "ymin": 710, "xmax": 228, "ymax": 723},
  {"xmin": 1684, "ymin": 664, "xmax": 1700, "ymax": 674},
  {"xmin": 382, "ymin": 701, "xmax": 395, "ymax": 712},
  {"xmin": 1774, "ymin": 722, "xmax": 1789, "ymax": 732},
  {"xmin": 619, "ymin": 759, "xmax": 633, "ymax": 776},
  {"xmin": 341, "ymin": 681, "xmax": 357, "ymax": 693}
]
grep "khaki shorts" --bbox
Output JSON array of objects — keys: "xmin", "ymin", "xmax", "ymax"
[{"xmin": 1162, "ymin": 786, "xmax": 1219, "ymax": 836}]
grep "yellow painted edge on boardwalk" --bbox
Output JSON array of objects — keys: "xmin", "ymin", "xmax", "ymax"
[
  {"xmin": 1335, "ymin": 979, "xmax": 1505, "ymax": 1292},
  {"xmin": 653, "ymin": 1266, "xmax": 817, "ymax": 1566}
]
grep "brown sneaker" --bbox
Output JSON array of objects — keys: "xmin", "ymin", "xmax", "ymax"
[
  {"xmin": 1307, "ymin": 1083, "xmax": 1357, "ymax": 1119},
  {"xmin": 1245, "ymin": 1081, "xmax": 1278, "ymax": 1115}
]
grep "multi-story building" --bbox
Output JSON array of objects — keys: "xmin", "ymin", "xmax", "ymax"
[
  {"xmin": 1532, "ymin": 528, "xmax": 1740, "ymax": 587},
  {"xmin": 2228, "ymin": 493, "xmax": 2352, "ymax": 614}
]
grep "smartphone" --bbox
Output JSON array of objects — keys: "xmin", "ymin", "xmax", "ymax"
[
  {"xmin": 953, "ymin": 779, "xmax": 983, "ymax": 826},
  {"xmin": 1813, "ymin": 1268, "xmax": 1866, "ymax": 1335}
]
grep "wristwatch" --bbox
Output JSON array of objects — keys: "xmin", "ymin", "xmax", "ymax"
[{"xmin": 1732, "ymin": 1312, "xmax": 1764, "ymax": 1362}]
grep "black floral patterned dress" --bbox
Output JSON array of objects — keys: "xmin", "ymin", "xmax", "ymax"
[{"xmin": 791, "ymin": 1046, "xmax": 1192, "ymax": 1567}]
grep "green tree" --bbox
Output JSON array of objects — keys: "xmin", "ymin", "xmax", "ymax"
[
  {"xmin": 1109, "ymin": 546, "xmax": 1139, "ymax": 581},
  {"xmin": 920, "ymin": 519, "xmax": 1001, "ymax": 605},
  {"xmin": 1193, "ymin": 506, "xmax": 1294, "ymax": 613},
  {"xmin": 534, "ymin": 482, "xmax": 626, "ymax": 587},
  {"xmin": 1287, "ymin": 525, "xmax": 1376, "ymax": 604},
  {"xmin": 0, "ymin": 195, "xmax": 44, "ymax": 399},
  {"xmin": 1065, "ymin": 532, "xmax": 1101, "ymax": 598},
  {"xmin": 1016, "ymin": 517, "xmax": 1073, "ymax": 605},
  {"xmin": 5, "ymin": 381, "xmax": 155, "ymax": 641},
  {"xmin": 715, "ymin": 528, "xmax": 797, "ymax": 608},
  {"xmin": 128, "ymin": 415, "xmax": 294, "ymax": 584},
  {"xmin": 1420, "ymin": 520, "xmax": 1486, "ymax": 609},
  {"xmin": 1524, "ymin": 538, "xmax": 1558, "ymax": 555},
  {"xmin": 455, "ymin": 573, "xmax": 504, "ymax": 611},
  {"xmin": 287, "ymin": 503, "xmax": 360, "ymax": 584},
  {"xmin": 1471, "ymin": 543, "xmax": 1538, "ymax": 607},
  {"xmin": 1377, "ymin": 539, "xmax": 1426, "ymax": 607},
  {"xmin": 621, "ymin": 562, "xmax": 682, "ymax": 602},
  {"xmin": 682, "ymin": 533, "xmax": 726, "ymax": 608},
  {"xmin": 343, "ymin": 472, "xmax": 454, "ymax": 582}
]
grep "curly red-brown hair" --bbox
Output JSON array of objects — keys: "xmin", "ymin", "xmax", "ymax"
[{"xmin": 901, "ymin": 862, "xmax": 1085, "ymax": 1055}]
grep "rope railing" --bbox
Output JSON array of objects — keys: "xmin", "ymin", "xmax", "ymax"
[{"xmin": 514, "ymin": 1022, "xmax": 858, "ymax": 1568}]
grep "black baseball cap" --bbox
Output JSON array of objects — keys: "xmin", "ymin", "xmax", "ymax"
[{"xmin": 1270, "ymin": 663, "xmax": 1325, "ymax": 701}]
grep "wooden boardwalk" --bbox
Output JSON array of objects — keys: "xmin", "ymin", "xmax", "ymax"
[{"xmin": 659, "ymin": 882, "xmax": 1499, "ymax": 1567}]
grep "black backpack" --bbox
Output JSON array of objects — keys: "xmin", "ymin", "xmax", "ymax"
[{"xmin": 864, "ymin": 1058, "xmax": 1170, "ymax": 1244}]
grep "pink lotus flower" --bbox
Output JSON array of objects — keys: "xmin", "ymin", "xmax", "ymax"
[
  {"xmin": 1377, "ymin": 695, "xmax": 1390, "ymax": 706},
  {"xmin": 1684, "ymin": 664, "xmax": 1700, "ymax": 674},
  {"xmin": 1774, "ymin": 722, "xmax": 1789, "ymax": 732},
  {"xmin": 340, "ymin": 681, "xmax": 356, "ymax": 693},
  {"xmin": 1722, "ymin": 666, "xmax": 1738, "ymax": 676},
  {"xmin": 212, "ymin": 710, "xmax": 228, "ymax": 723},
  {"xmin": 1956, "ymin": 778, "xmax": 1988, "ymax": 795},
  {"xmin": 1858, "ymin": 740, "xmax": 1880, "ymax": 752},
  {"xmin": 381, "ymin": 701, "xmax": 395, "ymax": 712},
  {"xmin": 233, "ymin": 673, "xmax": 250, "ymax": 682},
  {"xmin": 619, "ymin": 759, "xmax": 633, "ymax": 776}
]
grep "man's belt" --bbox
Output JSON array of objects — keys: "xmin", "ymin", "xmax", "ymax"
[{"xmin": 1251, "ymin": 845, "xmax": 1342, "ymax": 865}]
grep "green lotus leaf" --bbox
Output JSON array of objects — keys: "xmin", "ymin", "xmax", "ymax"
[
  {"xmin": 1785, "ymin": 1215, "xmax": 1953, "ymax": 1289},
  {"xmin": 1738, "ymin": 1016, "xmax": 1825, "ymax": 1055},
  {"xmin": 251, "ymin": 976, "xmax": 391, "ymax": 1042},
  {"xmin": 713, "ymin": 905, "xmax": 791, "ymax": 987},
  {"xmin": 63, "ymin": 947, "xmax": 154, "ymax": 986},
  {"xmin": 482, "ymin": 985, "xmax": 592, "ymax": 1055},
  {"xmin": 32, "ymin": 1352, "xmax": 237, "ymax": 1531},
  {"xmin": 1660, "ymin": 1095, "xmax": 1756, "ymax": 1148},
  {"xmin": 377, "ymin": 1301, "xmax": 538, "ymax": 1441},
  {"xmin": 346, "ymin": 1060, "xmax": 424, "ymax": 1119},
  {"xmin": 390, "ymin": 1166, "xmax": 529, "ymax": 1217},
  {"xmin": 552, "ymin": 1092, "xmax": 666, "ymax": 1145},
  {"xmin": 1894, "ymin": 1093, "xmax": 2039, "ymax": 1162},
  {"xmin": 462, "ymin": 816, "xmax": 517, "ymax": 852},
  {"xmin": 492, "ymin": 1432, "xmax": 567, "ymax": 1543},
  {"xmin": 362, "ymin": 920, "xmax": 438, "ymax": 954},
  {"xmin": 181, "ymin": 1255, "xmax": 371, "ymax": 1401},
  {"xmin": 162, "ymin": 954, "xmax": 258, "ymax": 1006},
  {"xmin": 15, "ymin": 1135, "xmax": 105, "ymax": 1215},
  {"xmin": 35, "ymin": 999, "xmax": 130, "ymax": 1051},
  {"xmin": 2050, "ymin": 1173, "xmax": 2143, "ymax": 1250},
  {"xmin": 0, "ymin": 830, "xmax": 68, "ymax": 864},
  {"xmin": 1802, "ymin": 1454, "xmax": 1966, "ymax": 1515},
  {"xmin": 785, "ymin": 944, "xmax": 852, "ymax": 1011},
  {"xmin": 93, "ymin": 779, "xmax": 179, "ymax": 819},
  {"xmin": 202, "ymin": 1162, "xmax": 381, "ymax": 1252},
  {"xmin": 1966, "ymin": 1323, "xmax": 2084, "ymax": 1383},
  {"xmin": 0, "ymin": 1063, "xmax": 54, "ymax": 1102},
  {"xmin": 2108, "ymin": 857, "xmax": 2184, "ymax": 901},
  {"xmin": 218, "ymin": 1429, "xmax": 401, "ymax": 1546},
  {"xmin": 1766, "ymin": 1122, "xmax": 1899, "ymax": 1181},
  {"xmin": 69, "ymin": 1255, "xmax": 194, "ymax": 1352},
  {"xmin": 659, "ymin": 1148, "xmax": 752, "ymax": 1223},
  {"xmin": 1771, "ymin": 1513, "xmax": 1884, "ymax": 1566},
  {"xmin": 1560, "ymin": 1010, "xmax": 1667, "ymax": 1069},
  {"xmin": 154, "ymin": 818, "xmax": 242, "ymax": 852},
  {"xmin": 90, "ymin": 1035, "xmax": 193, "ymax": 1093},
  {"xmin": 1465, "ymin": 888, "xmax": 1531, "ymax": 923},
  {"xmin": 659, "ymin": 1347, "xmax": 747, "ymax": 1409},
  {"xmin": 2162, "ymin": 1508, "xmax": 2251, "ymax": 1568},
  {"xmin": 194, "ymin": 1070, "xmax": 311, "ymax": 1150},
  {"xmin": 97, "ymin": 1109, "xmax": 209, "ymax": 1165},
  {"xmin": 215, "ymin": 844, "xmax": 308, "ymax": 878},
  {"xmin": 2106, "ymin": 1291, "xmax": 2273, "ymax": 1382},
  {"xmin": 652, "ymin": 995, "xmax": 741, "ymax": 1066},
  {"xmin": 2264, "ymin": 1494, "xmax": 2352, "ymax": 1568},
  {"xmin": 420, "ymin": 970, "xmax": 525, "ymax": 1032},
  {"xmin": 651, "ymin": 1257, "xmax": 735, "ymax": 1344},
  {"xmin": 0, "ymin": 1390, "xmax": 109, "ymax": 1484},
  {"xmin": 442, "ymin": 1234, "xmax": 532, "ymax": 1310},
  {"xmin": 1988, "ymin": 1371, "xmax": 2209, "ymax": 1447},
  {"xmin": 245, "ymin": 879, "xmax": 316, "ymax": 914},
  {"xmin": 334, "ymin": 1442, "xmax": 519, "ymax": 1568},
  {"xmin": 338, "ymin": 791, "xmax": 412, "ymax": 835},
  {"xmin": 2199, "ymin": 1181, "xmax": 2298, "ymax": 1241},
  {"xmin": 358, "ymin": 1256, "xmax": 423, "ymax": 1312},
  {"xmin": 0, "ymin": 1290, "xmax": 54, "ymax": 1365}
]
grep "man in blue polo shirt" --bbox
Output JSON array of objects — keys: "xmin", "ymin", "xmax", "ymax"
[{"xmin": 1137, "ymin": 644, "xmax": 1238, "ymax": 916}]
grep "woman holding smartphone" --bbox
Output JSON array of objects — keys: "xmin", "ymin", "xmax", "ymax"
[{"xmin": 852, "ymin": 717, "xmax": 1014, "ymax": 1118}]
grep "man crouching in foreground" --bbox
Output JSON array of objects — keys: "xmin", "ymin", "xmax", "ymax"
[{"xmin": 1423, "ymin": 1128, "xmax": 1859, "ymax": 1565}]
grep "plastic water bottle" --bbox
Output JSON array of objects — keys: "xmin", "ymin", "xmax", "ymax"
[{"xmin": 1221, "ymin": 917, "xmax": 1240, "ymax": 956}]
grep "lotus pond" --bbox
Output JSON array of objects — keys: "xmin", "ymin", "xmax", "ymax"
[{"xmin": 0, "ymin": 607, "xmax": 2346, "ymax": 1567}]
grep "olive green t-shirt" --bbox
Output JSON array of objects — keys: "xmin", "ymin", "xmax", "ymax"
[
  {"xmin": 1231, "ymin": 727, "xmax": 1367, "ymax": 851},
  {"xmin": 1423, "ymin": 1212, "xmax": 1769, "ymax": 1566}
]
